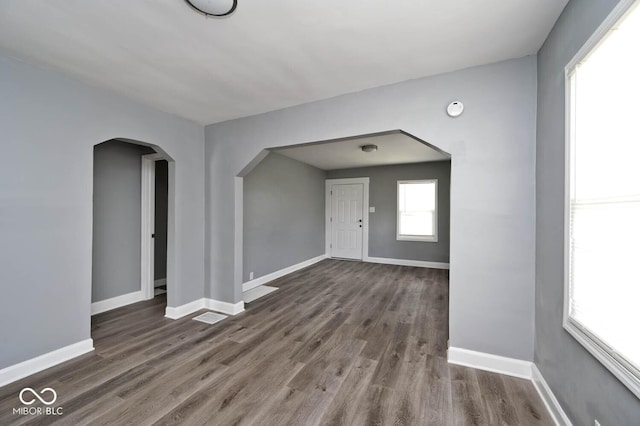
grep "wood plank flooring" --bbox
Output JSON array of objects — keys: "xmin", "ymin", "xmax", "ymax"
[{"xmin": 0, "ymin": 259, "xmax": 552, "ymax": 425}]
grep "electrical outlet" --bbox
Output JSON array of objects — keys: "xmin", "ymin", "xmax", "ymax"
[
  {"xmin": 249, "ymin": 272, "xmax": 254, "ymax": 280},
  {"xmin": 595, "ymin": 420, "xmax": 601, "ymax": 426}
]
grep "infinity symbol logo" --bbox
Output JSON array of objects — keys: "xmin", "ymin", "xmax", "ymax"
[{"xmin": 19, "ymin": 388, "xmax": 57, "ymax": 406}]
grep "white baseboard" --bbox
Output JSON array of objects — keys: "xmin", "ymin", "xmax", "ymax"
[
  {"xmin": 447, "ymin": 347, "xmax": 571, "ymax": 424},
  {"xmin": 154, "ymin": 278, "xmax": 166, "ymax": 288},
  {"xmin": 165, "ymin": 298, "xmax": 245, "ymax": 319},
  {"xmin": 165, "ymin": 298, "xmax": 206, "ymax": 319},
  {"xmin": 242, "ymin": 254, "xmax": 329, "ymax": 292},
  {"xmin": 0, "ymin": 339, "xmax": 94, "ymax": 387},
  {"xmin": 91, "ymin": 290, "xmax": 144, "ymax": 316},
  {"xmin": 364, "ymin": 256, "xmax": 449, "ymax": 270},
  {"xmin": 447, "ymin": 346, "xmax": 532, "ymax": 380},
  {"xmin": 532, "ymin": 364, "xmax": 573, "ymax": 426},
  {"xmin": 204, "ymin": 299, "xmax": 245, "ymax": 316}
]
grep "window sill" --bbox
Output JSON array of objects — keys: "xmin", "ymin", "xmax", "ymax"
[
  {"xmin": 563, "ymin": 318, "xmax": 640, "ymax": 399},
  {"xmin": 397, "ymin": 235, "xmax": 438, "ymax": 243}
]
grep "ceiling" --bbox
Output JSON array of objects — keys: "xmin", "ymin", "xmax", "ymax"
[
  {"xmin": 0, "ymin": 1, "xmax": 567, "ymax": 125},
  {"xmin": 273, "ymin": 132, "xmax": 449, "ymax": 170}
]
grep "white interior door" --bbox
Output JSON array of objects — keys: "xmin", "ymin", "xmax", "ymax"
[{"xmin": 331, "ymin": 183, "xmax": 364, "ymax": 260}]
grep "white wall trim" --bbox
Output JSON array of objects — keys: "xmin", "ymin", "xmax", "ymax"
[
  {"xmin": 0, "ymin": 339, "xmax": 94, "ymax": 387},
  {"xmin": 242, "ymin": 254, "xmax": 328, "ymax": 292},
  {"xmin": 447, "ymin": 347, "xmax": 532, "ymax": 380},
  {"xmin": 325, "ymin": 177, "xmax": 369, "ymax": 260},
  {"xmin": 165, "ymin": 298, "xmax": 206, "ymax": 319},
  {"xmin": 91, "ymin": 290, "xmax": 144, "ymax": 316},
  {"xmin": 365, "ymin": 256, "xmax": 449, "ymax": 270},
  {"xmin": 165, "ymin": 298, "xmax": 245, "ymax": 319},
  {"xmin": 154, "ymin": 278, "xmax": 166, "ymax": 288},
  {"xmin": 447, "ymin": 348, "xmax": 573, "ymax": 425},
  {"xmin": 204, "ymin": 299, "xmax": 245, "ymax": 316},
  {"xmin": 233, "ymin": 176, "xmax": 244, "ymax": 303},
  {"xmin": 141, "ymin": 153, "xmax": 164, "ymax": 301},
  {"xmin": 532, "ymin": 364, "xmax": 573, "ymax": 426}
]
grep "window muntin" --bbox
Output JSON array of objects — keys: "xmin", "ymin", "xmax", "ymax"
[{"xmin": 397, "ymin": 180, "xmax": 437, "ymax": 242}]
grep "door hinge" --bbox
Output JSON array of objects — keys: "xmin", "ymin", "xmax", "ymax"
[
  {"xmin": 330, "ymin": 190, "xmax": 332, "ymax": 195},
  {"xmin": 330, "ymin": 243, "xmax": 332, "ymax": 248},
  {"xmin": 330, "ymin": 217, "xmax": 332, "ymax": 222}
]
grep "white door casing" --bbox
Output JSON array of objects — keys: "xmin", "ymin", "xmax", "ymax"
[
  {"xmin": 141, "ymin": 153, "xmax": 164, "ymax": 300},
  {"xmin": 325, "ymin": 178, "xmax": 369, "ymax": 260}
]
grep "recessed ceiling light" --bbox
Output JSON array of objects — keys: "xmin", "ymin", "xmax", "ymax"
[
  {"xmin": 361, "ymin": 144, "xmax": 378, "ymax": 153},
  {"xmin": 184, "ymin": 0, "xmax": 237, "ymax": 17}
]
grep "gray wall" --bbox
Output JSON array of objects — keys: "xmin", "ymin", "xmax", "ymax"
[
  {"xmin": 205, "ymin": 55, "xmax": 537, "ymax": 361},
  {"xmin": 92, "ymin": 140, "xmax": 154, "ymax": 302},
  {"xmin": 327, "ymin": 161, "xmax": 450, "ymax": 263},
  {"xmin": 0, "ymin": 53, "xmax": 205, "ymax": 370},
  {"xmin": 535, "ymin": 0, "xmax": 640, "ymax": 424},
  {"xmin": 243, "ymin": 152, "xmax": 326, "ymax": 281},
  {"xmin": 155, "ymin": 159, "xmax": 168, "ymax": 281}
]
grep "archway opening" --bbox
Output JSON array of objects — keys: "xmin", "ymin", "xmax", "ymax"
[
  {"xmin": 236, "ymin": 130, "xmax": 451, "ymax": 312},
  {"xmin": 90, "ymin": 138, "xmax": 175, "ymax": 324}
]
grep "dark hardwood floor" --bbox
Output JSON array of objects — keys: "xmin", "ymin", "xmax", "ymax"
[{"xmin": 0, "ymin": 260, "xmax": 552, "ymax": 425}]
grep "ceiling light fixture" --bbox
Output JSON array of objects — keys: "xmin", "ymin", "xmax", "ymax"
[
  {"xmin": 184, "ymin": 0, "xmax": 237, "ymax": 17},
  {"xmin": 446, "ymin": 101, "xmax": 464, "ymax": 117},
  {"xmin": 361, "ymin": 144, "xmax": 378, "ymax": 153}
]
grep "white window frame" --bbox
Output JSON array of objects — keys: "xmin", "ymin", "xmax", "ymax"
[
  {"xmin": 563, "ymin": 0, "xmax": 640, "ymax": 399},
  {"xmin": 396, "ymin": 179, "xmax": 438, "ymax": 242}
]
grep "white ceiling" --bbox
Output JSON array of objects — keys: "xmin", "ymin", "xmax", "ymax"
[
  {"xmin": 0, "ymin": 0, "xmax": 567, "ymax": 125},
  {"xmin": 274, "ymin": 132, "xmax": 449, "ymax": 170}
]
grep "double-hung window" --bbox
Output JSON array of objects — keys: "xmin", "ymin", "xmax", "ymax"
[
  {"xmin": 397, "ymin": 180, "xmax": 437, "ymax": 242},
  {"xmin": 565, "ymin": 0, "xmax": 640, "ymax": 398}
]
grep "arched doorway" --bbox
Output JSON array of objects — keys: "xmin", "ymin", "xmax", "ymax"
[{"xmin": 90, "ymin": 138, "xmax": 175, "ymax": 317}]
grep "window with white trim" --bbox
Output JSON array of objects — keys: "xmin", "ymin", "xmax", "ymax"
[
  {"xmin": 397, "ymin": 180, "xmax": 437, "ymax": 242},
  {"xmin": 565, "ymin": 0, "xmax": 640, "ymax": 398}
]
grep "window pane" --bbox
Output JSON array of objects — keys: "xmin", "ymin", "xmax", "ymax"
[
  {"xmin": 400, "ymin": 212, "xmax": 433, "ymax": 236},
  {"xmin": 573, "ymin": 4, "xmax": 640, "ymax": 201},
  {"xmin": 571, "ymin": 201, "xmax": 640, "ymax": 371},
  {"xmin": 568, "ymin": 1, "xmax": 640, "ymax": 383},
  {"xmin": 398, "ymin": 181, "xmax": 436, "ymax": 238},
  {"xmin": 401, "ymin": 183, "xmax": 435, "ymax": 212}
]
